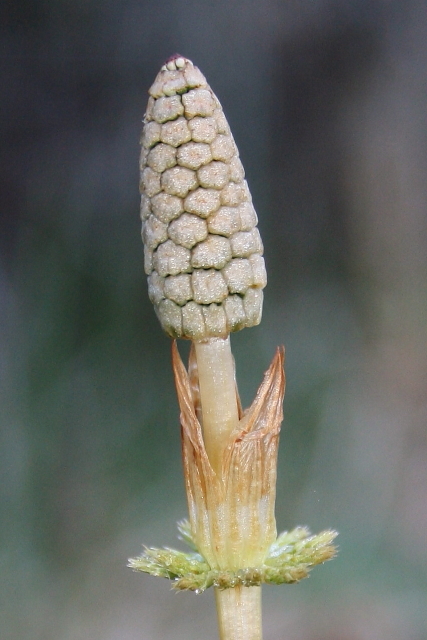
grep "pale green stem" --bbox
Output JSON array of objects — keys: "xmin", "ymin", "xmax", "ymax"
[
  {"xmin": 193, "ymin": 337, "xmax": 239, "ymax": 476},
  {"xmin": 215, "ymin": 586, "xmax": 263, "ymax": 640}
]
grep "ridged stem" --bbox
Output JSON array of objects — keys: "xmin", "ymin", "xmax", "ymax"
[
  {"xmin": 193, "ymin": 337, "xmax": 239, "ymax": 476},
  {"xmin": 215, "ymin": 586, "xmax": 263, "ymax": 640}
]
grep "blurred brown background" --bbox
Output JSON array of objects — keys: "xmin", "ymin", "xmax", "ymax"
[{"xmin": 1, "ymin": 1, "xmax": 426, "ymax": 638}]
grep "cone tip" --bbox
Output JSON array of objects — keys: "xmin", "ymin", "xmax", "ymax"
[{"xmin": 161, "ymin": 54, "xmax": 192, "ymax": 72}]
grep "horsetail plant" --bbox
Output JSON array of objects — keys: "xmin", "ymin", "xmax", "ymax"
[{"xmin": 129, "ymin": 55, "xmax": 337, "ymax": 640}]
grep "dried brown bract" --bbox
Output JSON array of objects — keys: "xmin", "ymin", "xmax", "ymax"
[{"xmin": 173, "ymin": 342, "xmax": 285, "ymax": 571}]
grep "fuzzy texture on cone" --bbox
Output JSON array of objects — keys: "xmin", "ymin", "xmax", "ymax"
[
  {"xmin": 140, "ymin": 55, "xmax": 267, "ymax": 339},
  {"xmin": 173, "ymin": 342, "xmax": 285, "ymax": 570}
]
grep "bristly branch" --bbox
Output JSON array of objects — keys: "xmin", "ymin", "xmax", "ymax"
[{"xmin": 128, "ymin": 520, "xmax": 337, "ymax": 592}]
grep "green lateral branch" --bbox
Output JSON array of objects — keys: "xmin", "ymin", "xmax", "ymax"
[{"xmin": 128, "ymin": 520, "xmax": 338, "ymax": 593}]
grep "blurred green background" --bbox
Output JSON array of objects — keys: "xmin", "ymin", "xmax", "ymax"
[{"xmin": 1, "ymin": 1, "xmax": 427, "ymax": 638}]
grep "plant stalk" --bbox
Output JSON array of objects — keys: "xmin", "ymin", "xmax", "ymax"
[
  {"xmin": 193, "ymin": 337, "xmax": 239, "ymax": 476},
  {"xmin": 215, "ymin": 586, "xmax": 263, "ymax": 640},
  {"xmin": 194, "ymin": 337, "xmax": 263, "ymax": 640}
]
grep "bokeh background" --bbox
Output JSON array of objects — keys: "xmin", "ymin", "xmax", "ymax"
[{"xmin": 1, "ymin": 1, "xmax": 427, "ymax": 638}]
